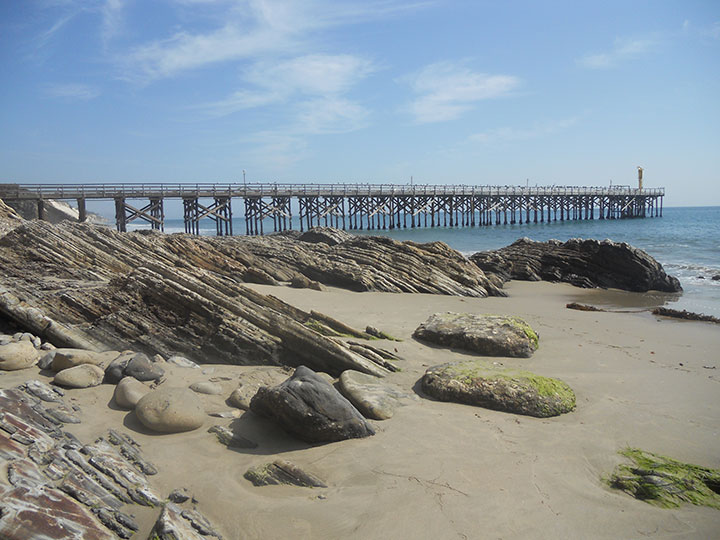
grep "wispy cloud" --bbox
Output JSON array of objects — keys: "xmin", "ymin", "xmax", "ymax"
[
  {"xmin": 100, "ymin": 0, "xmax": 125, "ymax": 44},
  {"xmin": 199, "ymin": 54, "xmax": 375, "ymax": 116},
  {"xmin": 468, "ymin": 117, "xmax": 579, "ymax": 145},
  {"xmin": 122, "ymin": 0, "xmax": 425, "ymax": 83},
  {"xmin": 44, "ymin": 83, "xmax": 101, "ymax": 100},
  {"xmin": 403, "ymin": 61, "xmax": 520, "ymax": 124},
  {"xmin": 578, "ymin": 37, "xmax": 656, "ymax": 69}
]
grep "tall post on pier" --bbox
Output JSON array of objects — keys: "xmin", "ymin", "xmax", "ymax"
[
  {"xmin": 37, "ymin": 199, "xmax": 45, "ymax": 221},
  {"xmin": 77, "ymin": 198, "xmax": 87, "ymax": 222}
]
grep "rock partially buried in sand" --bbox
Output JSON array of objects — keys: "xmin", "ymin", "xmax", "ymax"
[
  {"xmin": 608, "ymin": 447, "xmax": 720, "ymax": 509},
  {"xmin": 135, "ymin": 387, "xmax": 206, "ymax": 433},
  {"xmin": 113, "ymin": 377, "xmax": 151, "ymax": 409},
  {"xmin": 421, "ymin": 360, "xmax": 575, "ymax": 418},
  {"xmin": 189, "ymin": 381, "xmax": 222, "ymax": 395},
  {"xmin": 53, "ymin": 364, "xmax": 105, "ymax": 388},
  {"xmin": 244, "ymin": 459, "xmax": 327, "ymax": 487},
  {"xmin": 0, "ymin": 340, "xmax": 39, "ymax": 371},
  {"xmin": 413, "ymin": 313, "xmax": 539, "ymax": 358},
  {"xmin": 124, "ymin": 353, "xmax": 165, "ymax": 382},
  {"xmin": 339, "ymin": 370, "xmax": 415, "ymax": 420},
  {"xmin": 250, "ymin": 365, "xmax": 375, "ymax": 443}
]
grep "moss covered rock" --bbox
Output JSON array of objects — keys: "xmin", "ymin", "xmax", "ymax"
[
  {"xmin": 608, "ymin": 448, "xmax": 720, "ymax": 509},
  {"xmin": 421, "ymin": 360, "xmax": 575, "ymax": 417},
  {"xmin": 413, "ymin": 313, "xmax": 539, "ymax": 358}
]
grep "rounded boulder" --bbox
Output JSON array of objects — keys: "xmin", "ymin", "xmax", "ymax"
[
  {"xmin": 53, "ymin": 364, "xmax": 105, "ymax": 388},
  {"xmin": 114, "ymin": 377, "xmax": 151, "ymax": 409},
  {"xmin": 0, "ymin": 340, "xmax": 39, "ymax": 371},
  {"xmin": 135, "ymin": 387, "xmax": 206, "ymax": 433}
]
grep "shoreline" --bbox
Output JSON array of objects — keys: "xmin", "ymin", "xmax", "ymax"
[{"xmin": 2, "ymin": 281, "xmax": 718, "ymax": 538}]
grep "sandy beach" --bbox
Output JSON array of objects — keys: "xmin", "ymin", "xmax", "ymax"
[{"xmin": 2, "ymin": 280, "xmax": 718, "ymax": 539}]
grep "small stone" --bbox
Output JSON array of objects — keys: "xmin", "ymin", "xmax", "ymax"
[
  {"xmin": 104, "ymin": 351, "xmax": 135, "ymax": 384},
  {"xmin": 53, "ymin": 364, "xmax": 105, "ymax": 388},
  {"xmin": 0, "ymin": 340, "xmax": 40, "ymax": 371},
  {"xmin": 712, "ymin": 274, "xmax": 720, "ymax": 281},
  {"xmin": 37, "ymin": 350, "xmax": 57, "ymax": 370},
  {"xmin": 208, "ymin": 425, "xmax": 257, "ymax": 449},
  {"xmin": 244, "ymin": 459, "xmax": 327, "ymax": 488},
  {"xmin": 189, "ymin": 382, "xmax": 222, "ymax": 395},
  {"xmin": 40, "ymin": 342, "xmax": 56, "ymax": 351},
  {"xmin": 31, "ymin": 336, "xmax": 42, "ymax": 348},
  {"xmin": 152, "ymin": 354, "xmax": 166, "ymax": 364},
  {"xmin": 168, "ymin": 488, "xmax": 190, "ymax": 503},
  {"xmin": 114, "ymin": 377, "xmax": 151, "ymax": 409},
  {"xmin": 135, "ymin": 387, "xmax": 206, "ymax": 433}
]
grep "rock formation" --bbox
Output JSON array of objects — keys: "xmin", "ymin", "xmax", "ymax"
[
  {"xmin": 250, "ymin": 365, "xmax": 375, "ymax": 443},
  {"xmin": 0, "ymin": 219, "xmax": 419, "ymax": 376},
  {"xmin": 413, "ymin": 313, "xmax": 539, "ymax": 358},
  {"xmin": 470, "ymin": 237, "xmax": 682, "ymax": 292},
  {"xmin": 421, "ymin": 360, "xmax": 576, "ymax": 418},
  {"xmin": 244, "ymin": 459, "xmax": 327, "ymax": 487}
]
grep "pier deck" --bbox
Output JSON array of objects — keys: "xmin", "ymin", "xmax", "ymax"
[{"xmin": 0, "ymin": 183, "xmax": 664, "ymax": 235}]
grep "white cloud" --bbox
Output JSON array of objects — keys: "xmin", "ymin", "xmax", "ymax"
[
  {"xmin": 468, "ymin": 117, "xmax": 579, "ymax": 145},
  {"xmin": 295, "ymin": 97, "xmax": 369, "ymax": 134},
  {"xmin": 578, "ymin": 37, "xmax": 656, "ymax": 69},
  {"xmin": 101, "ymin": 0, "xmax": 125, "ymax": 44},
  {"xmin": 44, "ymin": 83, "xmax": 101, "ymax": 100},
  {"xmin": 122, "ymin": 0, "xmax": 424, "ymax": 82},
  {"xmin": 199, "ymin": 54, "xmax": 375, "ymax": 116},
  {"xmin": 404, "ymin": 61, "xmax": 520, "ymax": 123}
]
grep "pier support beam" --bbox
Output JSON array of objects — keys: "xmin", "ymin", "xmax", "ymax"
[
  {"xmin": 184, "ymin": 197, "xmax": 232, "ymax": 236},
  {"xmin": 77, "ymin": 198, "xmax": 87, "ymax": 222},
  {"xmin": 114, "ymin": 197, "xmax": 164, "ymax": 232}
]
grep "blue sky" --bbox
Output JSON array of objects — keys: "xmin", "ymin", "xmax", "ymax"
[{"xmin": 1, "ymin": 0, "xmax": 719, "ymax": 206}]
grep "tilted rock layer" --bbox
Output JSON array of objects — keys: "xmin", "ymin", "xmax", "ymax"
[
  {"xmin": 470, "ymin": 237, "xmax": 681, "ymax": 292},
  {"xmin": 0, "ymin": 219, "xmax": 489, "ymax": 372}
]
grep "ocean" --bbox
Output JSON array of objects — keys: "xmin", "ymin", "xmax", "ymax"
[{"xmin": 128, "ymin": 206, "xmax": 720, "ymax": 317}]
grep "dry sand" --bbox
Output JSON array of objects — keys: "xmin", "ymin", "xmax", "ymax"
[{"xmin": 2, "ymin": 281, "xmax": 719, "ymax": 539}]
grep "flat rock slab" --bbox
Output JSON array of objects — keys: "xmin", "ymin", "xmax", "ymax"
[
  {"xmin": 135, "ymin": 387, "xmax": 206, "ymax": 433},
  {"xmin": 245, "ymin": 459, "xmax": 327, "ymax": 487},
  {"xmin": 413, "ymin": 313, "xmax": 539, "ymax": 358},
  {"xmin": 339, "ymin": 370, "xmax": 415, "ymax": 420},
  {"xmin": 250, "ymin": 365, "xmax": 375, "ymax": 443},
  {"xmin": 421, "ymin": 360, "xmax": 576, "ymax": 418}
]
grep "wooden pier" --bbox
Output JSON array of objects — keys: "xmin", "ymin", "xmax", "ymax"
[{"xmin": 0, "ymin": 183, "xmax": 664, "ymax": 236}]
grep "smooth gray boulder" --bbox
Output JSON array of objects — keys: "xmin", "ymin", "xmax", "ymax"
[
  {"xmin": 0, "ymin": 340, "xmax": 39, "ymax": 371},
  {"xmin": 250, "ymin": 365, "xmax": 375, "ymax": 443},
  {"xmin": 124, "ymin": 353, "xmax": 165, "ymax": 382},
  {"xmin": 421, "ymin": 360, "xmax": 576, "ymax": 418},
  {"xmin": 339, "ymin": 370, "xmax": 415, "ymax": 420},
  {"xmin": 114, "ymin": 377, "xmax": 151, "ymax": 409},
  {"xmin": 413, "ymin": 312, "xmax": 539, "ymax": 358},
  {"xmin": 135, "ymin": 387, "xmax": 205, "ymax": 433},
  {"xmin": 53, "ymin": 364, "xmax": 105, "ymax": 388}
]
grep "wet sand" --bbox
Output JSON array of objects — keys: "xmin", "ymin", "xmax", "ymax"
[{"xmin": 2, "ymin": 281, "xmax": 719, "ymax": 538}]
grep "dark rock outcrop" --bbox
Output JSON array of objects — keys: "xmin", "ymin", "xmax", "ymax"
[
  {"xmin": 470, "ymin": 237, "xmax": 682, "ymax": 293},
  {"xmin": 250, "ymin": 365, "xmax": 375, "ymax": 443},
  {"xmin": 413, "ymin": 313, "xmax": 539, "ymax": 358},
  {"xmin": 421, "ymin": 360, "xmax": 576, "ymax": 418}
]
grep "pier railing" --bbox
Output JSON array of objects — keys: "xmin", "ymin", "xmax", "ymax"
[{"xmin": 0, "ymin": 183, "xmax": 664, "ymax": 200}]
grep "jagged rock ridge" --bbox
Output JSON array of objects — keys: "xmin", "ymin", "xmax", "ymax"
[
  {"xmin": 470, "ymin": 237, "xmax": 682, "ymax": 293},
  {"xmin": 0, "ymin": 220, "xmax": 498, "ymax": 373}
]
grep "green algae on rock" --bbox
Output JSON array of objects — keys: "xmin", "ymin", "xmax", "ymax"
[
  {"xmin": 413, "ymin": 313, "xmax": 539, "ymax": 358},
  {"xmin": 421, "ymin": 359, "xmax": 575, "ymax": 417},
  {"xmin": 608, "ymin": 448, "xmax": 720, "ymax": 510}
]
